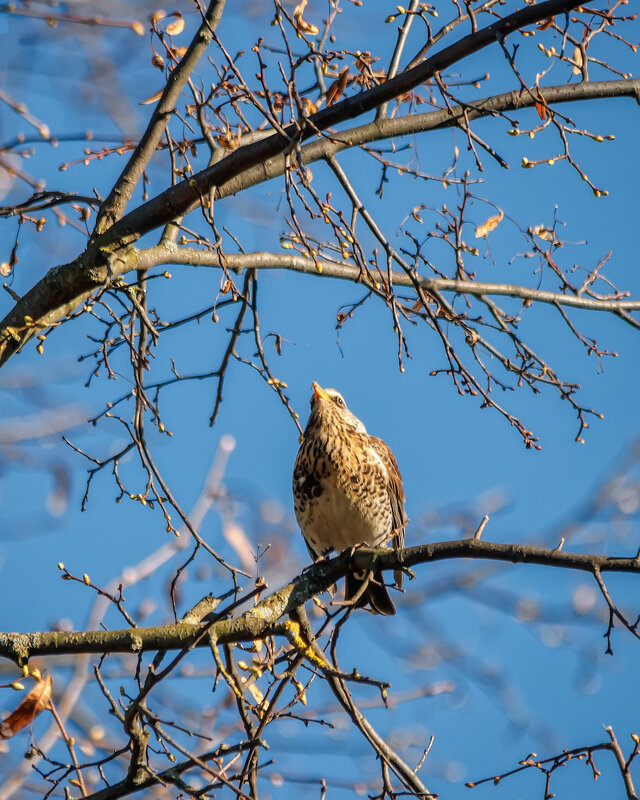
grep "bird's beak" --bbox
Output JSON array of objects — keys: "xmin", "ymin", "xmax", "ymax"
[{"xmin": 312, "ymin": 381, "xmax": 330, "ymax": 402}]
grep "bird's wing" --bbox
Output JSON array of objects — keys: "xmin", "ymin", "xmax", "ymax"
[
  {"xmin": 369, "ymin": 436, "xmax": 406, "ymax": 551},
  {"xmin": 303, "ymin": 535, "xmax": 321, "ymax": 562}
]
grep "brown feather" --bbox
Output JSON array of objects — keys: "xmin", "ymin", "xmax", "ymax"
[
  {"xmin": 370, "ymin": 436, "xmax": 406, "ymax": 588},
  {"xmin": 293, "ymin": 384, "xmax": 407, "ymax": 614}
]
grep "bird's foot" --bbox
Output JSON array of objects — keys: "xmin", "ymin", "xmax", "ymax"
[{"xmin": 342, "ymin": 543, "xmax": 367, "ymax": 559}]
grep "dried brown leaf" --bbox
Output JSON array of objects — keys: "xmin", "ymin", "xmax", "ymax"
[
  {"xmin": 293, "ymin": 0, "xmax": 319, "ymax": 36},
  {"xmin": 326, "ymin": 68, "xmax": 349, "ymax": 107},
  {"xmin": 165, "ymin": 14, "xmax": 184, "ymax": 36},
  {"xmin": 572, "ymin": 46, "xmax": 583, "ymax": 75},
  {"xmin": 140, "ymin": 89, "xmax": 163, "ymax": 106},
  {"xmin": 0, "ymin": 675, "xmax": 52, "ymax": 740},
  {"xmin": 248, "ymin": 683, "xmax": 264, "ymax": 705},
  {"xmin": 536, "ymin": 16, "xmax": 555, "ymax": 30},
  {"xmin": 248, "ymin": 682, "xmax": 268, "ymax": 717},
  {"xmin": 302, "ymin": 97, "xmax": 318, "ymax": 115},
  {"xmin": 475, "ymin": 210, "xmax": 504, "ymax": 239},
  {"xmin": 533, "ymin": 225, "xmax": 555, "ymax": 242}
]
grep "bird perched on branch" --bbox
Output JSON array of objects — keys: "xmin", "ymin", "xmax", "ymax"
[{"xmin": 293, "ymin": 382, "xmax": 406, "ymax": 615}]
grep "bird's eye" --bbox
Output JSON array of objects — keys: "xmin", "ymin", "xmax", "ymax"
[{"xmin": 335, "ymin": 396, "xmax": 345, "ymax": 407}]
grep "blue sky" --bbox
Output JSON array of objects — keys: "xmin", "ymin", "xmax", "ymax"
[{"xmin": 1, "ymin": 2, "xmax": 639, "ymax": 797}]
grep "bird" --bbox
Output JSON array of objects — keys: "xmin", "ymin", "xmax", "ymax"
[{"xmin": 292, "ymin": 382, "xmax": 406, "ymax": 615}]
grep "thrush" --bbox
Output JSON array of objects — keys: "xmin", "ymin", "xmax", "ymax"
[{"xmin": 292, "ymin": 382, "xmax": 406, "ymax": 615}]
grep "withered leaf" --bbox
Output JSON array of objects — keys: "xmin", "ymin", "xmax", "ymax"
[
  {"xmin": 572, "ymin": 46, "xmax": 583, "ymax": 75},
  {"xmin": 326, "ymin": 68, "xmax": 349, "ymax": 107},
  {"xmin": 302, "ymin": 97, "xmax": 318, "ymax": 115},
  {"xmin": 0, "ymin": 675, "xmax": 52, "ymax": 740},
  {"xmin": 165, "ymin": 15, "xmax": 185, "ymax": 36},
  {"xmin": 475, "ymin": 210, "xmax": 504, "ymax": 239},
  {"xmin": 536, "ymin": 17, "xmax": 555, "ymax": 30},
  {"xmin": 293, "ymin": 0, "xmax": 319, "ymax": 36},
  {"xmin": 533, "ymin": 224, "xmax": 554, "ymax": 242},
  {"xmin": 248, "ymin": 683, "xmax": 264, "ymax": 705},
  {"xmin": 247, "ymin": 682, "xmax": 269, "ymax": 718},
  {"xmin": 140, "ymin": 89, "xmax": 163, "ymax": 106}
]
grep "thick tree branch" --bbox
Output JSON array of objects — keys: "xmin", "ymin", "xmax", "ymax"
[
  {"xmin": 296, "ymin": 78, "xmax": 640, "ymax": 166},
  {"xmin": 110, "ymin": 77, "xmax": 640, "ymax": 240},
  {"xmin": 0, "ymin": 246, "xmax": 139, "ymax": 360},
  {"xmin": 4, "ymin": 80, "xmax": 636, "ymax": 367},
  {"xmin": 2, "ymin": 538, "xmax": 638, "ymax": 664},
  {"xmin": 94, "ymin": 0, "xmax": 226, "ymax": 233},
  {"xmin": 100, "ymin": 0, "xmax": 595, "ymax": 248},
  {"xmin": 2, "ymin": 77, "xmax": 638, "ymax": 370},
  {"xmin": 138, "ymin": 248, "xmax": 640, "ymax": 316},
  {"xmin": 85, "ymin": 739, "xmax": 265, "ymax": 800},
  {"xmin": 94, "ymin": 78, "xmax": 640, "ymax": 246}
]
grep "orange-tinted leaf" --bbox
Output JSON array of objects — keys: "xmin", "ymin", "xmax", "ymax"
[
  {"xmin": 293, "ymin": 0, "xmax": 319, "ymax": 35},
  {"xmin": 0, "ymin": 675, "xmax": 52, "ymax": 740},
  {"xmin": 535, "ymin": 92, "xmax": 547, "ymax": 120},
  {"xmin": 572, "ymin": 46, "xmax": 583, "ymax": 75},
  {"xmin": 248, "ymin": 682, "xmax": 268, "ymax": 717},
  {"xmin": 140, "ymin": 89, "xmax": 163, "ymax": 106},
  {"xmin": 475, "ymin": 210, "xmax": 504, "ymax": 239},
  {"xmin": 355, "ymin": 51, "xmax": 378, "ymax": 73},
  {"xmin": 248, "ymin": 683, "xmax": 265, "ymax": 705},
  {"xmin": 165, "ymin": 15, "xmax": 185, "ymax": 36},
  {"xmin": 326, "ymin": 68, "xmax": 349, "ymax": 107},
  {"xmin": 536, "ymin": 16, "xmax": 555, "ymax": 30},
  {"xmin": 302, "ymin": 97, "xmax": 318, "ymax": 115},
  {"xmin": 533, "ymin": 224, "xmax": 554, "ymax": 242}
]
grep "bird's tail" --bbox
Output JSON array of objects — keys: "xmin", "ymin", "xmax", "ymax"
[{"xmin": 345, "ymin": 569, "xmax": 396, "ymax": 616}]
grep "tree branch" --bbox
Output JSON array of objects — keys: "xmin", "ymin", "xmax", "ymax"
[
  {"xmin": 94, "ymin": 0, "xmax": 227, "ymax": 233},
  {"xmin": 138, "ymin": 248, "xmax": 640, "ymax": 316},
  {"xmin": 85, "ymin": 739, "xmax": 265, "ymax": 800},
  {"xmin": 5, "ymin": 53, "xmax": 636, "ymax": 368},
  {"xmin": 2, "ymin": 538, "xmax": 639, "ymax": 664},
  {"xmin": 102, "ymin": 76, "xmax": 640, "ymax": 243},
  {"xmin": 99, "ymin": 0, "xmax": 596, "ymax": 248}
]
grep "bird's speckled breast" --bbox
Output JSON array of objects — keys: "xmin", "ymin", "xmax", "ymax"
[{"xmin": 293, "ymin": 425, "xmax": 393, "ymax": 556}]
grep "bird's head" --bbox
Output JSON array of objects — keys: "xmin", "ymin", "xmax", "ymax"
[{"xmin": 307, "ymin": 382, "xmax": 367, "ymax": 434}]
